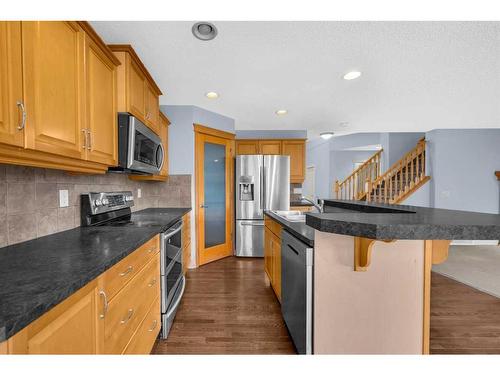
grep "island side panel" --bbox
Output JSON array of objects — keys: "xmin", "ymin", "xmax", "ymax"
[{"xmin": 314, "ymin": 230, "xmax": 425, "ymax": 354}]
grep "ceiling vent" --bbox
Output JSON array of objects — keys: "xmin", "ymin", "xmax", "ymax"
[{"xmin": 192, "ymin": 22, "xmax": 218, "ymax": 41}]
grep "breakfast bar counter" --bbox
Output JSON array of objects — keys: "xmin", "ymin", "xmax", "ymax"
[{"xmin": 305, "ymin": 199, "xmax": 500, "ymax": 354}]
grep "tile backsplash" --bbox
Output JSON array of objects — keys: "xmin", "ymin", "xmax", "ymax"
[
  {"xmin": 290, "ymin": 183, "xmax": 303, "ymax": 202},
  {"xmin": 0, "ymin": 165, "xmax": 191, "ymax": 247}
]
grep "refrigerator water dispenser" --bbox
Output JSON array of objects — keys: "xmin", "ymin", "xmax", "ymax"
[{"xmin": 239, "ymin": 176, "xmax": 254, "ymax": 201}]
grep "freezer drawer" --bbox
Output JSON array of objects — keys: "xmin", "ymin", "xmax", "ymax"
[{"xmin": 235, "ymin": 220, "xmax": 264, "ymax": 257}]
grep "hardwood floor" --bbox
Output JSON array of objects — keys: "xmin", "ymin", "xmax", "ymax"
[
  {"xmin": 152, "ymin": 256, "xmax": 296, "ymax": 354},
  {"xmin": 430, "ymin": 272, "xmax": 500, "ymax": 354},
  {"xmin": 152, "ymin": 258, "xmax": 500, "ymax": 355}
]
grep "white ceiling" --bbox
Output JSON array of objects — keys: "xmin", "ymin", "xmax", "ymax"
[{"xmin": 91, "ymin": 21, "xmax": 500, "ymax": 137}]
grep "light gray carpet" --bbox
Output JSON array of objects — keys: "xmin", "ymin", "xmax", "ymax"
[{"xmin": 433, "ymin": 245, "xmax": 500, "ymax": 298}]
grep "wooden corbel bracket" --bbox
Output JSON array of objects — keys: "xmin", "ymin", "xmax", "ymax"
[
  {"xmin": 428, "ymin": 240, "xmax": 452, "ymax": 265},
  {"xmin": 354, "ymin": 237, "xmax": 395, "ymax": 271}
]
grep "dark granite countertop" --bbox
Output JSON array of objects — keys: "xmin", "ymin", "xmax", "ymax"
[
  {"xmin": 265, "ymin": 211, "xmax": 315, "ymax": 247},
  {"xmin": 305, "ymin": 199, "xmax": 500, "ymax": 240},
  {"xmin": 0, "ymin": 207, "xmax": 191, "ymax": 342},
  {"xmin": 290, "ymin": 200, "xmax": 314, "ymax": 207}
]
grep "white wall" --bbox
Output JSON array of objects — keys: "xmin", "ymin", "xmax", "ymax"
[{"xmin": 161, "ymin": 105, "xmax": 236, "ymax": 268}]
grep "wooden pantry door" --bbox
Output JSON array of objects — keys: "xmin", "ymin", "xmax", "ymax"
[{"xmin": 194, "ymin": 124, "xmax": 234, "ymax": 266}]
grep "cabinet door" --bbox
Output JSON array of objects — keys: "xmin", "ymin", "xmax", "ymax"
[
  {"xmin": 236, "ymin": 140, "xmax": 258, "ymax": 155},
  {"xmin": 8, "ymin": 283, "xmax": 98, "ymax": 354},
  {"xmin": 128, "ymin": 57, "xmax": 146, "ymax": 120},
  {"xmin": 264, "ymin": 227, "xmax": 274, "ymax": 282},
  {"xmin": 259, "ymin": 140, "xmax": 281, "ymax": 155},
  {"xmin": 159, "ymin": 113, "xmax": 169, "ymax": 177},
  {"xmin": 22, "ymin": 21, "xmax": 86, "ymax": 159},
  {"xmin": 271, "ymin": 234, "xmax": 282, "ymax": 301},
  {"xmin": 282, "ymin": 140, "xmax": 306, "ymax": 183},
  {"xmin": 85, "ymin": 34, "xmax": 117, "ymax": 165},
  {"xmin": 145, "ymin": 83, "xmax": 160, "ymax": 135},
  {"xmin": 0, "ymin": 22, "xmax": 24, "ymax": 147}
]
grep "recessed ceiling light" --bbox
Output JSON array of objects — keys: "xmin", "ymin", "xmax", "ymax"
[
  {"xmin": 320, "ymin": 132, "xmax": 334, "ymax": 140},
  {"xmin": 206, "ymin": 91, "xmax": 219, "ymax": 99},
  {"xmin": 192, "ymin": 22, "xmax": 218, "ymax": 41},
  {"xmin": 343, "ymin": 71, "xmax": 362, "ymax": 80},
  {"xmin": 275, "ymin": 109, "xmax": 288, "ymax": 116}
]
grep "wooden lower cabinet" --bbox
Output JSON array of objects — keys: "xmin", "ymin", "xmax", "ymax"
[
  {"xmin": 4, "ymin": 234, "xmax": 161, "ymax": 355},
  {"xmin": 182, "ymin": 213, "xmax": 191, "ymax": 273},
  {"xmin": 6, "ymin": 280, "xmax": 99, "ymax": 354},
  {"xmin": 264, "ymin": 216, "xmax": 283, "ymax": 302}
]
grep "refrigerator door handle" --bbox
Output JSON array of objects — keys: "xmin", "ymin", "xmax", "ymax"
[{"xmin": 260, "ymin": 166, "xmax": 264, "ymax": 210}]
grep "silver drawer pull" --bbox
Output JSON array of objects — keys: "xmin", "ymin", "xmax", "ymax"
[
  {"xmin": 148, "ymin": 319, "xmax": 158, "ymax": 332},
  {"xmin": 148, "ymin": 278, "xmax": 157, "ymax": 287},
  {"xmin": 120, "ymin": 308, "xmax": 134, "ymax": 324},
  {"xmin": 99, "ymin": 290, "xmax": 108, "ymax": 319},
  {"xmin": 119, "ymin": 266, "xmax": 133, "ymax": 277},
  {"xmin": 147, "ymin": 247, "xmax": 156, "ymax": 254}
]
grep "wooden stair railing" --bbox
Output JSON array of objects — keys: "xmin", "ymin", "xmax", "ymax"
[
  {"xmin": 335, "ymin": 149, "xmax": 383, "ymax": 200},
  {"xmin": 367, "ymin": 138, "xmax": 429, "ymax": 204}
]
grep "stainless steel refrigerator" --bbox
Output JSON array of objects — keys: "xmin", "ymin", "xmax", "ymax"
[{"xmin": 235, "ymin": 155, "xmax": 290, "ymax": 257}]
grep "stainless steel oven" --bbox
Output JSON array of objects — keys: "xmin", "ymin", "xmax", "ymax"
[
  {"xmin": 110, "ymin": 113, "xmax": 164, "ymax": 175},
  {"xmin": 160, "ymin": 220, "xmax": 185, "ymax": 338}
]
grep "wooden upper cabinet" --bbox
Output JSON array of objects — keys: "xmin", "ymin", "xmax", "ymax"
[
  {"xmin": 109, "ymin": 45, "xmax": 162, "ymax": 136},
  {"xmin": 145, "ymin": 82, "xmax": 160, "ymax": 135},
  {"xmin": 22, "ymin": 21, "xmax": 86, "ymax": 160},
  {"xmin": 84, "ymin": 31, "xmax": 118, "ymax": 166},
  {"xmin": 159, "ymin": 112, "xmax": 169, "ymax": 177},
  {"xmin": 258, "ymin": 140, "xmax": 281, "ymax": 155},
  {"xmin": 282, "ymin": 140, "xmax": 306, "ymax": 183},
  {"xmin": 128, "ymin": 57, "xmax": 146, "ymax": 119},
  {"xmin": 236, "ymin": 140, "xmax": 259, "ymax": 155},
  {"xmin": 0, "ymin": 22, "xmax": 24, "ymax": 147}
]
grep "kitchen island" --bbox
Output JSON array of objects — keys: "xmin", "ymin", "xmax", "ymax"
[{"xmin": 305, "ymin": 200, "xmax": 500, "ymax": 354}]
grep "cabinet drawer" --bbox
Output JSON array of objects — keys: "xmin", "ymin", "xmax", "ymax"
[
  {"xmin": 102, "ymin": 235, "xmax": 159, "ymax": 300},
  {"xmin": 265, "ymin": 216, "xmax": 282, "ymax": 238},
  {"xmin": 103, "ymin": 254, "xmax": 160, "ymax": 354},
  {"xmin": 122, "ymin": 297, "xmax": 160, "ymax": 354}
]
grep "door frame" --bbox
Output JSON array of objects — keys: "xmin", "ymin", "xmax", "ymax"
[{"xmin": 194, "ymin": 124, "xmax": 235, "ymax": 266}]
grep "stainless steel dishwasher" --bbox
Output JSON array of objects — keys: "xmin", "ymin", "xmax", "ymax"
[{"xmin": 281, "ymin": 230, "xmax": 313, "ymax": 354}]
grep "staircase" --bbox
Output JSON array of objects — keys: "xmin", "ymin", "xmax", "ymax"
[
  {"xmin": 335, "ymin": 138, "xmax": 430, "ymax": 204},
  {"xmin": 334, "ymin": 149, "xmax": 383, "ymax": 200},
  {"xmin": 367, "ymin": 138, "xmax": 429, "ymax": 204}
]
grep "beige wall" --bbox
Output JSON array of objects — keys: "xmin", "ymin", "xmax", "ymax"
[{"xmin": 0, "ymin": 165, "xmax": 191, "ymax": 247}]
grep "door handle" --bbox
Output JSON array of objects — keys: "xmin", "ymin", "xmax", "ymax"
[
  {"xmin": 200, "ymin": 204, "xmax": 208, "ymax": 208},
  {"xmin": 16, "ymin": 101, "xmax": 26, "ymax": 130}
]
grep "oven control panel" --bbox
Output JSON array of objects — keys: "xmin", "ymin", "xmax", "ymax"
[{"xmin": 84, "ymin": 191, "xmax": 134, "ymax": 217}]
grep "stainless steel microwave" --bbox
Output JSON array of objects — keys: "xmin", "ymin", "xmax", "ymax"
[{"xmin": 109, "ymin": 114, "xmax": 164, "ymax": 175}]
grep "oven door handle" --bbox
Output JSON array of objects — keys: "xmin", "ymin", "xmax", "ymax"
[
  {"xmin": 166, "ymin": 276, "xmax": 186, "ymax": 319},
  {"xmin": 162, "ymin": 224, "xmax": 183, "ymax": 240}
]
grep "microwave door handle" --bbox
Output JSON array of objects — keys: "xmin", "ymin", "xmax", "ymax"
[{"xmin": 157, "ymin": 143, "xmax": 165, "ymax": 170}]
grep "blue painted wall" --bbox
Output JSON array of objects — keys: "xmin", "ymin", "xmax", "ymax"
[
  {"xmin": 305, "ymin": 138, "xmax": 331, "ymax": 199},
  {"xmin": 426, "ymin": 129, "xmax": 500, "ymax": 213}
]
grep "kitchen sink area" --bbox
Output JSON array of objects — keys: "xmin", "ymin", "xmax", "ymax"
[{"xmin": 272, "ymin": 210, "xmax": 307, "ymax": 222}]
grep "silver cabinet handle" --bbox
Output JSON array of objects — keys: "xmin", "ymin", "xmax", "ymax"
[
  {"xmin": 119, "ymin": 265, "xmax": 134, "ymax": 277},
  {"xmin": 16, "ymin": 101, "xmax": 26, "ymax": 130},
  {"xmin": 99, "ymin": 290, "xmax": 108, "ymax": 319},
  {"xmin": 81, "ymin": 129, "xmax": 87, "ymax": 149},
  {"xmin": 148, "ymin": 319, "xmax": 158, "ymax": 332},
  {"xmin": 148, "ymin": 278, "xmax": 157, "ymax": 287},
  {"xmin": 120, "ymin": 308, "xmax": 134, "ymax": 324}
]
